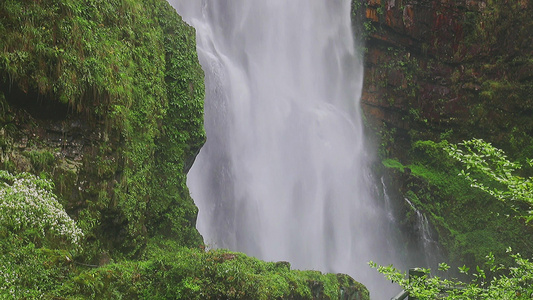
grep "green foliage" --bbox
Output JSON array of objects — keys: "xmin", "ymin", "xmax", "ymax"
[
  {"xmin": 0, "ymin": 170, "xmax": 82, "ymax": 298},
  {"xmin": 0, "ymin": 170, "xmax": 83, "ymax": 247},
  {"xmin": 147, "ymin": 1, "xmax": 205, "ymax": 248},
  {"xmin": 383, "ymin": 140, "xmax": 533, "ymax": 267},
  {"xmin": 23, "ymin": 149, "xmax": 55, "ymax": 172},
  {"xmin": 62, "ymin": 240, "xmax": 368, "ymax": 299},
  {"xmin": 445, "ymin": 139, "xmax": 533, "ymax": 222},
  {"xmin": 0, "ymin": 0, "xmax": 165, "ymax": 112},
  {"xmin": 1, "ymin": 0, "xmax": 206, "ymax": 256},
  {"xmin": 371, "ymin": 249, "xmax": 533, "ymax": 299},
  {"xmin": 0, "ymin": 234, "xmax": 75, "ymax": 299},
  {"xmin": 377, "ymin": 123, "xmax": 397, "ymax": 158},
  {"xmin": 382, "ymin": 158, "xmax": 404, "ymax": 172},
  {"xmin": 0, "ymin": 171, "xmax": 365, "ymax": 299}
]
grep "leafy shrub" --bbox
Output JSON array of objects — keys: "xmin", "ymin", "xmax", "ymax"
[
  {"xmin": 445, "ymin": 139, "xmax": 533, "ymax": 222},
  {"xmin": 384, "ymin": 139, "xmax": 533, "ymax": 268},
  {"xmin": 0, "ymin": 170, "xmax": 83, "ymax": 246},
  {"xmin": 67, "ymin": 240, "xmax": 369, "ymax": 300},
  {"xmin": 0, "ymin": 170, "xmax": 83, "ymax": 298},
  {"xmin": 371, "ymin": 249, "xmax": 533, "ymax": 299}
]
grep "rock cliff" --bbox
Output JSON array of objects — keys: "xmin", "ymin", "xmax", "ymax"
[
  {"xmin": 356, "ymin": 0, "xmax": 533, "ymax": 268},
  {"xmin": 0, "ymin": 1, "xmax": 369, "ymax": 298},
  {"xmin": 359, "ymin": 0, "xmax": 532, "ymax": 155},
  {"xmin": 1, "ymin": 0, "xmax": 205, "ymax": 258}
]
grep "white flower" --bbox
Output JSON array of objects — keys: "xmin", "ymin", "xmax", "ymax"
[{"xmin": 0, "ymin": 171, "xmax": 84, "ymax": 245}]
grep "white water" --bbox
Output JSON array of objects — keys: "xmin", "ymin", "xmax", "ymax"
[
  {"xmin": 404, "ymin": 198, "xmax": 442, "ymax": 268},
  {"xmin": 171, "ymin": 1, "xmax": 402, "ymax": 298},
  {"xmin": 381, "ymin": 176, "xmax": 397, "ymax": 224}
]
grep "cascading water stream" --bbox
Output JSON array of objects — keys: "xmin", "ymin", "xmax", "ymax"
[
  {"xmin": 170, "ymin": 1, "xmax": 413, "ymax": 298},
  {"xmin": 404, "ymin": 198, "xmax": 442, "ymax": 268}
]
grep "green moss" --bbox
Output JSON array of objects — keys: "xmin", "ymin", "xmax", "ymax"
[
  {"xmin": 383, "ymin": 140, "xmax": 533, "ymax": 268},
  {"xmin": 1, "ymin": 0, "xmax": 206, "ymax": 256},
  {"xmin": 382, "ymin": 158, "xmax": 405, "ymax": 172},
  {"xmin": 0, "ymin": 233, "xmax": 74, "ymax": 299},
  {"xmin": 23, "ymin": 149, "xmax": 55, "ymax": 173},
  {"xmin": 62, "ymin": 240, "xmax": 368, "ymax": 299},
  {"xmin": 1, "ymin": 233, "xmax": 369, "ymax": 299}
]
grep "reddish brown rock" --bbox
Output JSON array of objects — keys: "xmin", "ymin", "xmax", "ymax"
[{"xmin": 356, "ymin": 0, "xmax": 533, "ymax": 154}]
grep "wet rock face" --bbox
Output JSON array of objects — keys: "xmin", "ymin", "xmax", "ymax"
[
  {"xmin": 364, "ymin": 0, "xmax": 478, "ymax": 60},
  {"xmin": 354, "ymin": 0, "xmax": 533, "ymax": 276},
  {"xmin": 0, "ymin": 90, "xmax": 108, "ymax": 211},
  {"xmin": 1, "ymin": 0, "xmax": 208, "ymax": 257},
  {"xmin": 360, "ymin": 0, "xmax": 478, "ymax": 130},
  {"xmin": 358, "ymin": 0, "xmax": 533, "ymax": 152}
]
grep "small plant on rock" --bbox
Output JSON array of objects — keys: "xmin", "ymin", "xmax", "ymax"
[{"xmin": 0, "ymin": 170, "xmax": 83, "ymax": 246}]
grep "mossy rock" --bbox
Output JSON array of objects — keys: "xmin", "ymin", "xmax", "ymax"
[{"xmin": 1, "ymin": 0, "xmax": 206, "ymax": 257}]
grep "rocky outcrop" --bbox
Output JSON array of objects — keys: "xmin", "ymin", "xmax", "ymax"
[
  {"xmin": 356, "ymin": 0, "xmax": 533, "ymax": 268},
  {"xmin": 357, "ymin": 0, "xmax": 533, "ymax": 156},
  {"xmin": 0, "ymin": 0, "xmax": 205, "ymax": 259}
]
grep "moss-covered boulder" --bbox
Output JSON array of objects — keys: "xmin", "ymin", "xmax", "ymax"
[{"xmin": 0, "ymin": 0, "xmax": 205, "ymax": 258}]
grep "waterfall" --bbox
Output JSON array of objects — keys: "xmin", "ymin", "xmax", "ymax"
[
  {"xmin": 170, "ymin": 1, "xmax": 403, "ymax": 298},
  {"xmin": 381, "ymin": 176, "xmax": 397, "ymax": 224},
  {"xmin": 404, "ymin": 198, "xmax": 442, "ymax": 268}
]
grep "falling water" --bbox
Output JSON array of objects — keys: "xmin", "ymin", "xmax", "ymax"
[
  {"xmin": 170, "ymin": 1, "xmax": 404, "ymax": 298},
  {"xmin": 404, "ymin": 198, "xmax": 442, "ymax": 268},
  {"xmin": 381, "ymin": 176, "xmax": 397, "ymax": 224}
]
